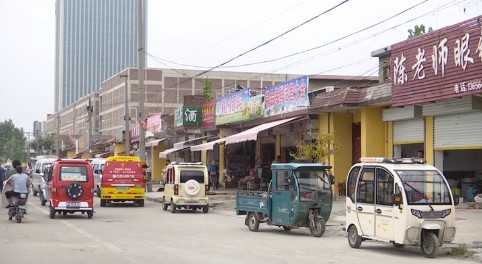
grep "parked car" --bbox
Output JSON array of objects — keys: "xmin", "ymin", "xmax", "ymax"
[
  {"xmin": 47, "ymin": 159, "xmax": 94, "ymax": 219},
  {"xmin": 162, "ymin": 162, "xmax": 209, "ymax": 213},
  {"xmin": 88, "ymin": 158, "xmax": 106, "ymax": 198}
]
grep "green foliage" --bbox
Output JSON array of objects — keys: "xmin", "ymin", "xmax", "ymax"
[
  {"xmin": 30, "ymin": 134, "xmax": 56, "ymax": 156},
  {"xmin": 449, "ymin": 244, "xmax": 471, "ymax": 258},
  {"xmin": 408, "ymin": 24, "xmax": 433, "ymax": 39},
  {"xmin": 203, "ymin": 79, "xmax": 214, "ymax": 101},
  {"xmin": 0, "ymin": 119, "xmax": 26, "ymax": 162},
  {"xmin": 290, "ymin": 133, "xmax": 336, "ymax": 163}
]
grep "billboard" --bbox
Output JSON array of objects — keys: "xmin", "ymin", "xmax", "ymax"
[
  {"xmin": 215, "ymin": 89, "xmax": 250, "ymax": 125},
  {"xmin": 264, "ymin": 76, "xmax": 309, "ymax": 117}
]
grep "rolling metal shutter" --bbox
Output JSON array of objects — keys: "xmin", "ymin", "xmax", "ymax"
[
  {"xmin": 434, "ymin": 112, "xmax": 482, "ymax": 149},
  {"xmin": 393, "ymin": 119, "xmax": 424, "ymax": 144}
]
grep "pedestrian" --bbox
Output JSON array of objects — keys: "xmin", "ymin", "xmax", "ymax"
[
  {"xmin": 208, "ymin": 160, "xmax": 219, "ymax": 191},
  {"xmin": 0, "ymin": 165, "xmax": 5, "ymax": 193},
  {"xmin": 6, "ymin": 160, "xmax": 21, "ymax": 180}
]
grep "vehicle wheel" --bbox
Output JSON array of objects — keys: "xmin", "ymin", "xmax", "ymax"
[
  {"xmin": 87, "ymin": 211, "xmax": 94, "ymax": 219},
  {"xmin": 97, "ymin": 187, "xmax": 101, "ymax": 198},
  {"xmin": 40, "ymin": 194, "xmax": 47, "ymax": 206},
  {"xmin": 392, "ymin": 242, "xmax": 405, "ymax": 248},
  {"xmin": 49, "ymin": 206, "xmax": 56, "ymax": 219},
  {"xmin": 8, "ymin": 211, "xmax": 13, "ymax": 221},
  {"xmin": 247, "ymin": 213, "xmax": 259, "ymax": 232},
  {"xmin": 170, "ymin": 202, "xmax": 176, "ymax": 213},
  {"xmin": 282, "ymin": 226, "xmax": 292, "ymax": 231},
  {"xmin": 138, "ymin": 200, "xmax": 144, "ymax": 207},
  {"xmin": 203, "ymin": 205, "xmax": 209, "ymax": 214},
  {"xmin": 100, "ymin": 199, "xmax": 106, "ymax": 207},
  {"xmin": 33, "ymin": 189, "xmax": 38, "ymax": 196},
  {"xmin": 421, "ymin": 232, "xmax": 439, "ymax": 258},
  {"xmin": 348, "ymin": 225, "xmax": 362, "ymax": 248},
  {"xmin": 310, "ymin": 217, "xmax": 325, "ymax": 237},
  {"xmin": 16, "ymin": 214, "xmax": 22, "ymax": 223},
  {"xmin": 162, "ymin": 198, "xmax": 168, "ymax": 211}
]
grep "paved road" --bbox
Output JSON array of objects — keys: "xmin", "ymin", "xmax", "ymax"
[{"xmin": 0, "ymin": 197, "xmax": 478, "ymax": 264}]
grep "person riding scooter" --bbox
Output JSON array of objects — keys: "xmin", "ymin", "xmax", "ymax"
[{"xmin": 4, "ymin": 166, "xmax": 32, "ymax": 208}]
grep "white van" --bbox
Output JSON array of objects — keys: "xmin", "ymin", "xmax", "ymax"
[
  {"xmin": 31, "ymin": 155, "xmax": 59, "ymax": 206},
  {"xmin": 345, "ymin": 157, "xmax": 457, "ymax": 258},
  {"xmin": 88, "ymin": 158, "xmax": 106, "ymax": 197},
  {"xmin": 162, "ymin": 162, "xmax": 209, "ymax": 213}
]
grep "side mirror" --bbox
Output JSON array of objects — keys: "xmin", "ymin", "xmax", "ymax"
[
  {"xmin": 453, "ymin": 194, "xmax": 460, "ymax": 206},
  {"xmin": 392, "ymin": 192, "xmax": 403, "ymax": 206}
]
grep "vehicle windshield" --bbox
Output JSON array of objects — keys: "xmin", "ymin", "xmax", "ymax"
[
  {"xmin": 396, "ymin": 169, "xmax": 452, "ymax": 205},
  {"xmin": 296, "ymin": 169, "xmax": 332, "ymax": 202}
]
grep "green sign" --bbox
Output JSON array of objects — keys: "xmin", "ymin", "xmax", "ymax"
[{"xmin": 175, "ymin": 106, "xmax": 202, "ymax": 127}]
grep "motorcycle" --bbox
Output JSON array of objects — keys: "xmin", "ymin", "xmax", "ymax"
[{"xmin": 8, "ymin": 193, "xmax": 28, "ymax": 223}]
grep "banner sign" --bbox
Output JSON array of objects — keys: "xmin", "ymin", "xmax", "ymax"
[
  {"xmin": 264, "ymin": 76, "xmax": 309, "ymax": 117},
  {"xmin": 247, "ymin": 94, "xmax": 264, "ymax": 120},
  {"xmin": 391, "ymin": 15, "xmax": 482, "ymax": 106},
  {"xmin": 215, "ymin": 89, "xmax": 250, "ymax": 125},
  {"xmin": 146, "ymin": 113, "xmax": 163, "ymax": 133},
  {"xmin": 175, "ymin": 106, "xmax": 202, "ymax": 127}
]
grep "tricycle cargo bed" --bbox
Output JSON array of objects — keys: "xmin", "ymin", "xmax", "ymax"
[{"xmin": 236, "ymin": 190, "xmax": 269, "ymax": 215}]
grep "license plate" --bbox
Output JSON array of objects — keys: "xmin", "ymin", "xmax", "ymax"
[
  {"xmin": 116, "ymin": 186, "xmax": 130, "ymax": 190},
  {"xmin": 67, "ymin": 202, "xmax": 81, "ymax": 208},
  {"xmin": 18, "ymin": 205, "xmax": 27, "ymax": 210},
  {"xmin": 186, "ymin": 200, "xmax": 198, "ymax": 203}
]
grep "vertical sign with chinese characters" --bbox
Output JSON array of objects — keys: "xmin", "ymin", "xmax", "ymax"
[
  {"xmin": 202, "ymin": 101, "xmax": 216, "ymax": 128},
  {"xmin": 391, "ymin": 15, "xmax": 482, "ymax": 106},
  {"xmin": 174, "ymin": 107, "xmax": 183, "ymax": 128},
  {"xmin": 264, "ymin": 76, "xmax": 309, "ymax": 117},
  {"xmin": 146, "ymin": 113, "xmax": 163, "ymax": 134}
]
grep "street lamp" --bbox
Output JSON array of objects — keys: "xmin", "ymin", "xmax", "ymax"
[{"xmin": 120, "ymin": 74, "xmax": 130, "ymax": 154}]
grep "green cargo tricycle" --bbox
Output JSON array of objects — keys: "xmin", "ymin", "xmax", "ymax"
[{"xmin": 236, "ymin": 161, "xmax": 334, "ymax": 237}]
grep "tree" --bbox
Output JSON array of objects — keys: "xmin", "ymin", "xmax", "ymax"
[
  {"xmin": 203, "ymin": 79, "xmax": 214, "ymax": 101},
  {"xmin": 30, "ymin": 134, "xmax": 56, "ymax": 155},
  {"xmin": 0, "ymin": 119, "xmax": 26, "ymax": 162},
  {"xmin": 290, "ymin": 133, "xmax": 336, "ymax": 163},
  {"xmin": 408, "ymin": 24, "xmax": 432, "ymax": 39}
]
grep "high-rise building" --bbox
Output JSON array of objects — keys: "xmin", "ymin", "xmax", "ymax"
[
  {"xmin": 33, "ymin": 121, "xmax": 42, "ymax": 139},
  {"xmin": 55, "ymin": 0, "xmax": 146, "ymax": 112}
]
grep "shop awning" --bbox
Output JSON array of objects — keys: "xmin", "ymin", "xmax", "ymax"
[
  {"xmin": 190, "ymin": 138, "xmax": 226, "ymax": 152},
  {"xmin": 173, "ymin": 136, "xmax": 209, "ymax": 149},
  {"xmin": 159, "ymin": 146, "xmax": 189, "ymax": 158},
  {"xmin": 145, "ymin": 138, "xmax": 166, "ymax": 147},
  {"xmin": 224, "ymin": 116, "xmax": 300, "ymax": 145},
  {"xmin": 189, "ymin": 116, "xmax": 301, "ymax": 151}
]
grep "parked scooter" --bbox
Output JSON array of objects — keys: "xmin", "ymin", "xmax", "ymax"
[{"xmin": 8, "ymin": 194, "xmax": 28, "ymax": 223}]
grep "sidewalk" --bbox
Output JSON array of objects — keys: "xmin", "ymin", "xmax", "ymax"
[{"xmin": 145, "ymin": 186, "xmax": 482, "ymax": 261}]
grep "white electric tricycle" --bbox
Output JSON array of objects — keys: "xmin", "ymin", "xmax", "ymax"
[{"xmin": 345, "ymin": 157, "xmax": 457, "ymax": 258}]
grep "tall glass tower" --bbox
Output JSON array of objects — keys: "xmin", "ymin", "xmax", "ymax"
[{"xmin": 55, "ymin": 0, "xmax": 146, "ymax": 111}]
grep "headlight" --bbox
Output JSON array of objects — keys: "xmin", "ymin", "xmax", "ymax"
[
  {"xmin": 441, "ymin": 209, "xmax": 451, "ymax": 218},
  {"xmin": 411, "ymin": 209, "xmax": 422, "ymax": 218}
]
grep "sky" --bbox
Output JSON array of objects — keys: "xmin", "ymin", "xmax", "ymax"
[{"xmin": 0, "ymin": 0, "xmax": 481, "ymax": 134}]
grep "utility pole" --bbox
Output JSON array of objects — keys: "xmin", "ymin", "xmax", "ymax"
[
  {"xmin": 137, "ymin": 0, "xmax": 146, "ymax": 161},
  {"xmin": 56, "ymin": 113, "xmax": 61, "ymax": 157},
  {"xmin": 120, "ymin": 74, "xmax": 130, "ymax": 154},
  {"xmin": 86, "ymin": 98, "xmax": 93, "ymax": 156}
]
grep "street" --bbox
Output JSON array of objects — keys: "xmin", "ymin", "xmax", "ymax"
[{"xmin": 0, "ymin": 197, "xmax": 478, "ymax": 264}]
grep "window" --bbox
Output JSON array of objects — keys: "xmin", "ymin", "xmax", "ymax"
[
  {"xmin": 376, "ymin": 168, "xmax": 394, "ymax": 205},
  {"xmin": 296, "ymin": 169, "xmax": 332, "ymax": 202},
  {"xmin": 180, "ymin": 170, "xmax": 205, "ymax": 184},
  {"xmin": 347, "ymin": 166, "xmax": 360, "ymax": 203},
  {"xmin": 357, "ymin": 168, "xmax": 375, "ymax": 203},
  {"xmin": 276, "ymin": 170, "xmax": 290, "ymax": 191},
  {"xmin": 60, "ymin": 166, "xmax": 88, "ymax": 182},
  {"xmin": 397, "ymin": 169, "xmax": 452, "ymax": 205}
]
